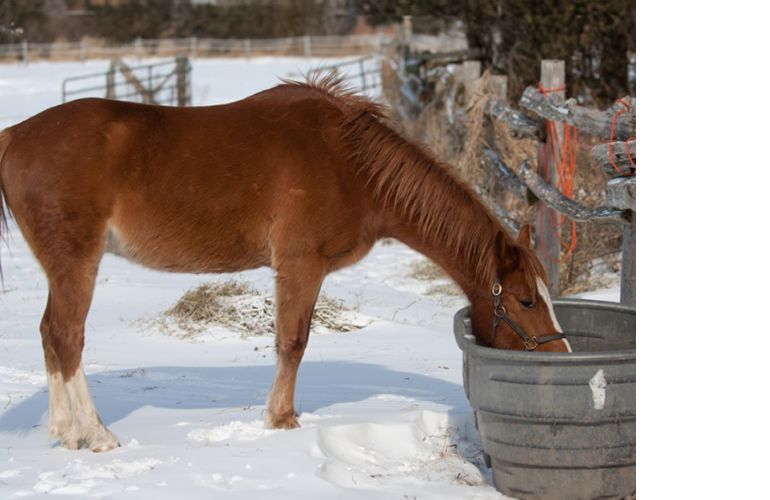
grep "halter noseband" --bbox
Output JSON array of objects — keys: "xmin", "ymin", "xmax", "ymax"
[{"xmin": 491, "ymin": 280, "xmax": 567, "ymax": 351}]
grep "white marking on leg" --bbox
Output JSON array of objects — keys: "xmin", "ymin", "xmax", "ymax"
[
  {"xmin": 589, "ymin": 369, "xmax": 607, "ymax": 410},
  {"xmin": 47, "ymin": 371, "xmax": 71, "ymax": 440},
  {"xmin": 62, "ymin": 364, "xmax": 119, "ymax": 451},
  {"xmin": 65, "ymin": 365, "xmax": 101, "ymax": 426},
  {"xmin": 536, "ymin": 277, "xmax": 573, "ymax": 352}
]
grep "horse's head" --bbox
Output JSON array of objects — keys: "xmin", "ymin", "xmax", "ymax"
[{"xmin": 488, "ymin": 225, "xmax": 572, "ymax": 352}]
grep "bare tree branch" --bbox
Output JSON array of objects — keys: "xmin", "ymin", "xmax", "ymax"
[
  {"xmin": 483, "ymin": 99, "xmax": 544, "ymax": 141},
  {"xmin": 481, "ymin": 148, "xmax": 528, "ymax": 198},
  {"xmin": 474, "ymin": 185, "xmax": 522, "ymax": 237},
  {"xmin": 519, "ymin": 86, "xmax": 635, "ymax": 141},
  {"xmin": 516, "ymin": 159, "xmax": 632, "ymax": 224},
  {"xmin": 592, "ymin": 140, "xmax": 635, "ymax": 175},
  {"xmin": 605, "ymin": 177, "xmax": 636, "ymax": 211}
]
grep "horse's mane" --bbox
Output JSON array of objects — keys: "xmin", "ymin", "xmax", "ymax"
[{"xmin": 280, "ymin": 74, "xmax": 542, "ymax": 294}]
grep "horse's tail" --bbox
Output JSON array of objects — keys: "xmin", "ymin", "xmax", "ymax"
[{"xmin": 0, "ymin": 128, "xmax": 12, "ymax": 275}]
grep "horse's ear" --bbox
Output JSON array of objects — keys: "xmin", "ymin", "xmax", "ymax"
[
  {"xmin": 517, "ymin": 224, "xmax": 532, "ymax": 248},
  {"xmin": 494, "ymin": 230, "xmax": 509, "ymax": 261}
]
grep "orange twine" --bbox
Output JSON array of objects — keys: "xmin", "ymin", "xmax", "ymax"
[
  {"xmin": 608, "ymin": 98, "xmax": 636, "ymax": 174},
  {"xmin": 537, "ymin": 119, "xmax": 578, "ymax": 264},
  {"xmin": 537, "ymin": 82, "xmax": 567, "ymax": 95}
]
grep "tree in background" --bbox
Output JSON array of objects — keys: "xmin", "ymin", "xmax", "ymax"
[
  {"xmin": 87, "ymin": 0, "xmax": 333, "ymax": 41},
  {"xmin": 462, "ymin": 0, "xmax": 635, "ymax": 103},
  {"xmin": 0, "ymin": 0, "xmax": 49, "ymax": 43},
  {"xmin": 2, "ymin": 0, "xmax": 634, "ymax": 102},
  {"xmin": 1, "ymin": 0, "xmax": 345, "ymax": 43},
  {"xmin": 354, "ymin": 0, "xmax": 635, "ymax": 103}
]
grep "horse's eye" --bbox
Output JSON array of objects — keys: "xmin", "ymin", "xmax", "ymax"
[{"xmin": 520, "ymin": 299, "xmax": 535, "ymax": 310}]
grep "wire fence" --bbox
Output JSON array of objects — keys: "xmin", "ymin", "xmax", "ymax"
[{"xmin": 0, "ymin": 34, "xmax": 393, "ymax": 63}]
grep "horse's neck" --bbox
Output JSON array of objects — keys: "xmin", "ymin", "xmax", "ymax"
[
  {"xmin": 345, "ymin": 109, "xmax": 499, "ymax": 332},
  {"xmin": 382, "ymin": 205, "xmax": 497, "ymax": 310},
  {"xmin": 385, "ymin": 212, "xmax": 497, "ymax": 342}
]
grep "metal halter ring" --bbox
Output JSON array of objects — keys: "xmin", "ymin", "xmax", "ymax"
[
  {"xmin": 492, "ymin": 283, "xmax": 502, "ymax": 296},
  {"xmin": 494, "ymin": 305, "xmax": 506, "ymax": 318}
]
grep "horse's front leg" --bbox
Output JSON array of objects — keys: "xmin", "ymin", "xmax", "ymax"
[{"xmin": 265, "ymin": 257, "xmax": 325, "ymax": 429}]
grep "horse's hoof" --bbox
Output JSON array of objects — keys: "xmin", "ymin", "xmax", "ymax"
[
  {"xmin": 89, "ymin": 427, "xmax": 120, "ymax": 453},
  {"xmin": 265, "ymin": 411, "xmax": 301, "ymax": 430},
  {"xmin": 91, "ymin": 441, "xmax": 119, "ymax": 453},
  {"xmin": 57, "ymin": 425, "xmax": 120, "ymax": 452}
]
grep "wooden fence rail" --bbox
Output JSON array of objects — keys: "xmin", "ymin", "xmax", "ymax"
[
  {"xmin": 514, "ymin": 82, "xmax": 636, "ymax": 305},
  {"xmin": 391, "ymin": 38, "xmax": 636, "ymax": 305},
  {"xmin": 0, "ymin": 34, "xmax": 392, "ymax": 63},
  {"xmin": 519, "ymin": 86, "xmax": 636, "ymax": 141}
]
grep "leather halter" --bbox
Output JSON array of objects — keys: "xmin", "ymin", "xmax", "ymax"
[{"xmin": 491, "ymin": 281, "xmax": 567, "ymax": 351}]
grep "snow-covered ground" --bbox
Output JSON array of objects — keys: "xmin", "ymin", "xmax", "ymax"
[{"xmin": 0, "ymin": 58, "xmax": 618, "ymax": 499}]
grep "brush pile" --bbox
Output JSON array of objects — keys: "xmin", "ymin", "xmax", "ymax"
[{"xmin": 149, "ymin": 280, "xmax": 369, "ymax": 340}]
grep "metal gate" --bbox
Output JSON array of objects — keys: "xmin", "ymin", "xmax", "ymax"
[
  {"xmin": 62, "ymin": 57, "xmax": 191, "ymax": 106},
  {"xmin": 289, "ymin": 55, "xmax": 382, "ymax": 97}
]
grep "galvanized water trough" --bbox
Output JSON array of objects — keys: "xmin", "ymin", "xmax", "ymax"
[{"xmin": 454, "ymin": 299, "xmax": 635, "ymax": 500}]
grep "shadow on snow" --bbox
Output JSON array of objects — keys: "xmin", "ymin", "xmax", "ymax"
[{"xmin": 0, "ymin": 361, "xmax": 469, "ymax": 434}]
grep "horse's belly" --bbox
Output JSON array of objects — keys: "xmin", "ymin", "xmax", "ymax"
[{"xmin": 104, "ymin": 219, "xmax": 272, "ymax": 273}]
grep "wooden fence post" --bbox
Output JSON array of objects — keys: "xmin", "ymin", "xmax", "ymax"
[
  {"xmin": 402, "ymin": 15, "xmax": 413, "ymax": 46},
  {"xmin": 106, "ymin": 59, "xmax": 116, "ymax": 99},
  {"xmin": 536, "ymin": 59, "xmax": 565, "ymax": 297},
  {"xmin": 459, "ymin": 60, "xmax": 481, "ymax": 102},
  {"xmin": 620, "ymin": 213, "xmax": 635, "ymax": 306},
  {"xmin": 176, "ymin": 56, "xmax": 190, "ymax": 106}
]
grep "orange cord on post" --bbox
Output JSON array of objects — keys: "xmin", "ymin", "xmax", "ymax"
[
  {"xmin": 608, "ymin": 98, "xmax": 636, "ymax": 174},
  {"xmin": 537, "ymin": 83, "xmax": 567, "ymax": 95},
  {"xmin": 535, "ymin": 83, "xmax": 578, "ymax": 264}
]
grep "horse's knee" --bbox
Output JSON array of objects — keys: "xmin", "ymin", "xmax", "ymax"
[{"xmin": 276, "ymin": 335, "xmax": 308, "ymax": 357}]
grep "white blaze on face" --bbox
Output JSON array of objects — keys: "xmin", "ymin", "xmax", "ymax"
[{"xmin": 536, "ymin": 277, "xmax": 573, "ymax": 352}]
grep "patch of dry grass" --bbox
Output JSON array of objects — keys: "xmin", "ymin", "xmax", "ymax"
[
  {"xmin": 408, "ymin": 260, "xmax": 462, "ymax": 296},
  {"xmin": 150, "ymin": 280, "xmax": 368, "ymax": 339},
  {"xmin": 427, "ymin": 283, "xmax": 462, "ymax": 296},
  {"xmin": 407, "ymin": 260, "xmax": 447, "ymax": 281},
  {"xmin": 166, "ymin": 280, "xmax": 255, "ymax": 325}
]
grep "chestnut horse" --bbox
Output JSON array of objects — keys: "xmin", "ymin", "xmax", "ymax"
[{"xmin": 0, "ymin": 76, "xmax": 569, "ymax": 452}]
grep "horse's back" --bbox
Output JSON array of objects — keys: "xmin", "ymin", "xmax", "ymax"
[{"xmin": 1, "ymin": 88, "xmax": 378, "ymax": 274}]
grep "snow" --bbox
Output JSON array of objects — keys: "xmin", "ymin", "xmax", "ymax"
[
  {"xmin": 0, "ymin": 57, "xmax": 619, "ymax": 499},
  {"xmin": 0, "ymin": 56, "xmax": 377, "ymax": 129}
]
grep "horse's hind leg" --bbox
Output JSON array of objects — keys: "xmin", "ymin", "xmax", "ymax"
[
  {"xmin": 37, "ymin": 237, "xmax": 118, "ymax": 451},
  {"xmin": 39, "ymin": 294, "xmax": 70, "ymax": 441},
  {"xmin": 265, "ymin": 257, "xmax": 326, "ymax": 429}
]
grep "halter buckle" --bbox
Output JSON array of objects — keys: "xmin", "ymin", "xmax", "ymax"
[{"xmin": 523, "ymin": 337, "xmax": 539, "ymax": 351}]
